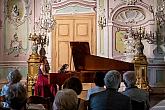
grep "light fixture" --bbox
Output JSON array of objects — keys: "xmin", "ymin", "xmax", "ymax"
[
  {"xmin": 28, "ymin": 0, "xmax": 39, "ymax": 55},
  {"xmin": 29, "ymin": 0, "xmax": 55, "ymax": 57},
  {"xmin": 98, "ymin": 16, "xmax": 106, "ymax": 29},
  {"xmin": 122, "ymin": 27, "xmax": 157, "ymax": 55},
  {"xmin": 127, "ymin": 27, "xmax": 156, "ymax": 44},
  {"xmin": 155, "ymin": 0, "xmax": 165, "ymax": 26},
  {"xmin": 98, "ymin": 8, "xmax": 106, "ymax": 30}
]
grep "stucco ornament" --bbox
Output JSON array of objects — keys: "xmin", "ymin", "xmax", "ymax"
[
  {"xmin": 116, "ymin": 8, "xmax": 145, "ymax": 24},
  {"xmin": 120, "ymin": 0, "xmax": 142, "ymax": 5},
  {"xmin": 5, "ymin": 0, "xmax": 31, "ymax": 29},
  {"xmin": 8, "ymin": 33, "xmax": 24, "ymax": 57},
  {"xmin": 4, "ymin": 0, "xmax": 31, "ymax": 57}
]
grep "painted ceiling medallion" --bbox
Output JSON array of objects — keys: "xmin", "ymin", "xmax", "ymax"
[{"xmin": 115, "ymin": 8, "xmax": 145, "ymax": 24}]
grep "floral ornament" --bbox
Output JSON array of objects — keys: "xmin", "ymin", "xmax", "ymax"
[
  {"xmin": 5, "ymin": 0, "xmax": 31, "ymax": 29},
  {"xmin": 8, "ymin": 33, "xmax": 24, "ymax": 57}
]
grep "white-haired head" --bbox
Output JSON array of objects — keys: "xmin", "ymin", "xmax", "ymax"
[
  {"xmin": 123, "ymin": 71, "xmax": 136, "ymax": 87},
  {"xmin": 104, "ymin": 70, "xmax": 121, "ymax": 89},
  {"xmin": 7, "ymin": 69, "xmax": 22, "ymax": 83}
]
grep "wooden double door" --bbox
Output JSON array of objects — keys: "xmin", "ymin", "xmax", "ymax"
[{"xmin": 52, "ymin": 13, "xmax": 96, "ymax": 72}]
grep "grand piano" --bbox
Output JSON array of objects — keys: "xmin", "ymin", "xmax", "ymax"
[{"xmin": 48, "ymin": 42, "xmax": 134, "ymax": 89}]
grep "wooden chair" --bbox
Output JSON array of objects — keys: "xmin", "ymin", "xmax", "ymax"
[
  {"xmin": 27, "ymin": 96, "xmax": 51, "ymax": 110},
  {"xmin": 77, "ymin": 98, "xmax": 89, "ymax": 110},
  {"xmin": 131, "ymin": 100, "xmax": 145, "ymax": 110}
]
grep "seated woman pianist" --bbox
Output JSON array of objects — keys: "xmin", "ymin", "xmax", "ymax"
[{"xmin": 34, "ymin": 56, "xmax": 57, "ymax": 98}]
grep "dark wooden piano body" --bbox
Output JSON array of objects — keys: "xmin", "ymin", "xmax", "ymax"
[{"xmin": 48, "ymin": 42, "xmax": 134, "ymax": 88}]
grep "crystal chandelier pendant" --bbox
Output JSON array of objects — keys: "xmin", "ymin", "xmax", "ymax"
[
  {"xmin": 29, "ymin": 0, "xmax": 55, "ymax": 57},
  {"xmin": 39, "ymin": 0, "xmax": 55, "ymax": 32}
]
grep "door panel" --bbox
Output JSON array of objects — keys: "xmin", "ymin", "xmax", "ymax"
[
  {"xmin": 57, "ymin": 19, "xmax": 74, "ymax": 41},
  {"xmin": 74, "ymin": 18, "xmax": 92, "ymax": 42},
  {"xmin": 58, "ymin": 41, "xmax": 71, "ymax": 68},
  {"xmin": 54, "ymin": 19, "xmax": 74, "ymax": 71},
  {"xmin": 52, "ymin": 14, "xmax": 96, "ymax": 72}
]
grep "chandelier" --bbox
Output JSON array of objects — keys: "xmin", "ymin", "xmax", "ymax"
[
  {"xmin": 125, "ymin": 27, "xmax": 156, "ymax": 44},
  {"xmin": 122, "ymin": 27, "xmax": 157, "ymax": 55},
  {"xmin": 29, "ymin": 0, "xmax": 55, "ymax": 57},
  {"xmin": 155, "ymin": 0, "xmax": 165, "ymax": 26},
  {"xmin": 38, "ymin": 0, "xmax": 55, "ymax": 32}
]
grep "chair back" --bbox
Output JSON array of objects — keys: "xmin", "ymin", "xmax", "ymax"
[
  {"xmin": 131, "ymin": 100, "xmax": 145, "ymax": 110},
  {"xmin": 27, "ymin": 96, "xmax": 51, "ymax": 110},
  {"xmin": 77, "ymin": 98, "xmax": 88, "ymax": 110}
]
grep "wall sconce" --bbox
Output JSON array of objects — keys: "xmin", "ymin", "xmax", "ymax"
[{"xmin": 98, "ymin": 16, "xmax": 106, "ymax": 29}]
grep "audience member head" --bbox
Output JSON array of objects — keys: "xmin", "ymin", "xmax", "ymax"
[
  {"xmin": 123, "ymin": 71, "xmax": 136, "ymax": 87},
  {"xmin": 7, "ymin": 69, "xmax": 22, "ymax": 84},
  {"xmin": 63, "ymin": 77, "xmax": 82, "ymax": 95},
  {"xmin": 94, "ymin": 72, "xmax": 105, "ymax": 87},
  {"xmin": 8, "ymin": 82, "xmax": 27, "ymax": 110},
  {"xmin": 104, "ymin": 70, "xmax": 121, "ymax": 90}
]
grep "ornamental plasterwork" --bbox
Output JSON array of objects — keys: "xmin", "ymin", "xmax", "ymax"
[
  {"xmin": 52, "ymin": 0, "xmax": 96, "ymax": 3},
  {"xmin": 55, "ymin": 4, "xmax": 93, "ymax": 14},
  {"xmin": 52, "ymin": 0, "xmax": 61, "ymax": 3},
  {"xmin": 115, "ymin": 8, "xmax": 145, "ymax": 25},
  {"xmin": 8, "ymin": 33, "xmax": 24, "ymax": 57},
  {"xmin": 4, "ymin": 0, "xmax": 31, "ymax": 57},
  {"xmin": 53, "ymin": 0, "xmax": 96, "ymax": 14},
  {"xmin": 120, "ymin": 0, "xmax": 142, "ymax": 5},
  {"xmin": 4, "ymin": 0, "xmax": 31, "ymax": 29}
]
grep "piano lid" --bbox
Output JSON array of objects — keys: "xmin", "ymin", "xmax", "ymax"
[
  {"xmin": 70, "ymin": 42, "xmax": 90, "ymax": 71},
  {"xmin": 70, "ymin": 42, "xmax": 134, "ymax": 72}
]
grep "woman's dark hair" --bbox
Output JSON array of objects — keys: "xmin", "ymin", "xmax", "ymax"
[
  {"xmin": 63, "ymin": 77, "xmax": 82, "ymax": 95},
  {"xmin": 40, "ymin": 56, "xmax": 50, "ymax": 73},
  {"xmin": 94, "ymin": 72, "xmax": 105, "ymax": 87}
]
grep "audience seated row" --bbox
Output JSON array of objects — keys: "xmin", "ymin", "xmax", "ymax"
[
  {"xmin": 0, "ymin": 69, "xmax": 150, "ymax": 110},
  {"xmin": 52, "ymin": 76, "xmax": 88, "ymax": 110},
  {"xmin": 88, "ymin": 70, "xmax": 149, "ymax": 110},
  {"xmin": 88, "ymin": 70, "xmax": 131, "ymax": 110}
]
